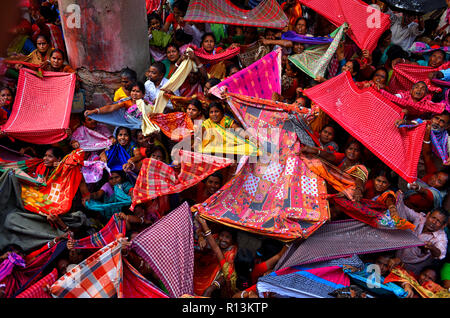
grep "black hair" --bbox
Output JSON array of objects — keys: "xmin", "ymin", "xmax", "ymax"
[
  {"xmin": 234, "ymin": 248, "xmax": 255, "ymax": 290},
  {"xmin": 115, "ymin": 126, "xmax": 131, "ymax": 138},
  {"xmin": 166, "ymin": 42, "xmax": 180, "ymax": 52},
  {"xmin": 189, "ymin": 98, "xmax": 203, "ymax": 111},
  {"xmin": 431, "ymin": 49, "xmax": 447, "ymax": 60},
  {"xmin": 35, "ymin": 33, "xmax": 50, "ymax": 45},
  {"xmin": 147, "ymin": 12, "xmax": 163, "ymax": 27},
  {"xmin": 206, "ymin": 77, "xmax": 221, "ymax": 87},
  {"xmin": 46, "ymin": 146, "xmax": 64, "ymax": 160},
  {"xmin": 349, "ymin": 59, "xmax": 360, "ymax": 75},
  {"xmin": 386, "ymin": 44, "xmax": 408, "ymax": 62},
  {"xmin": 130, "ymin": 81, "xmax": 146, "ymax": 94},
  {"xmin": 174, "ymin": 29, "xmax": 193, "ymax": 45},
  {"xmin": 146, "ymin": 145, "xmax": 166, "ymax": 161},
  {"xmin": 256, "ymin": 239, "xmax": 284, "ymax": 260},
  {"xmin": 50, "ymin": 48, "xmax": 66, "ymax": 61},
  {"xmin": 370, "ymin": 167, "xmax": 396, "ymax": 186},
  {"xmin": 208, "ymin": 101, "xmax": 225, "ymax": 114},
  {"xmin": 1, "ymin": 244, "xmax": 25, "ymax": 256},
  {"xmin": 205, "ymin": 171, "xmax": 224, "ymax": 184},
  {"xmin": 39, "ymin": 5, "xmax": 58, "ymax": 23},
  {"xmin": 201, "ymin": 32, "xmax": 216, "ymax": 45},
  {"xmin": 294, "ymin": 16, "xmax": 309, "ymax": 28},
  {"xmin": 430, "ymin": 207, "xmax": 449, "ymax": 223},
  {"xmin": 226, "ymin": 64, "xmax": 240, "ymax": 77},
  {"xmin": 120, "ymin": 67, "xmax": 137, "ymax": 82},
  {"xmin": 172, "ymin": 0, "xmax": 188, "ymax": 13},
  {"xmin": 110, "ymin": 170, "xmax": 126, "ymax": 183},
  {"xmin": 151, "ymin": 61, "xmax": 166, "ymax": 76}
]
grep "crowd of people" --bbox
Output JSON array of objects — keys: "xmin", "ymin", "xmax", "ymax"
[{"xmin": 0, "ymin": 0, "xmax": 450, "ymax": 299}]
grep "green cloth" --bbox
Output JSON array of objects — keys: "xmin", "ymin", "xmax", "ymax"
[
  {"xmin": 211, "ymin": 23, "xmax": 226, "ymax": 43},
  {"xmin": 149, "ymin": 30, "xmax": 172, "ymax": 48},
  {"xmin": 289, "ymin": 23, "xmax": 347, "ymax": 79}
]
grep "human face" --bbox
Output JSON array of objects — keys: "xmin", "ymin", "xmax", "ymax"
[
  {"xmin": 43, "ymin": 149, "xmax": 60, "ymax": 167},
  {"xmin": 218, "ymin": 231, "xmax": 233, "ymax": 250},
  {"xmin": 149, "ymin": 18, "xmax": 161, "ymax": 31},
  {"xmin": 136, "ymin": 132, "xmax": 146, "ymax": 147},
  {"xmin": 228, "ymin": 67, "xmax": 239, "ymax": 77},
  {"xmin": 375, "ymin": 256, "xmax": 391, "ymax": 276},
  {"xmin": 285, "ymin": 62, "xmax": 297, "ymax": 78},
  {"xmin": 205, "ymin": 176, "xmax": 221, "ymax": 195},
  {"xmin": 372, "ymin": 70, "xmax": 387, "ymax": 87},
  {"xmin": 374, "ymin": 175, "xmax": 390, "ymax": 193},
  {"xmin": 166, "ymin": 46, "xmax": 180, "ymax": 63},
  {"xmin": 84, "ymin": 116, "xmax": 97, "ymax": 129},
  {"xmin": 203, "ymin": 82, "xmax": 212, "ymax": 96},
  {"xmin": 443, "ymin": 35, "xmax": 450, "ymax": 47},
  {"xmin": 187, "ymin": 103, "xmax": 201, "ymax": 120},
  {"xmin": 418, "ymin": 269, "xmax": 437, "ymax": 285},
  {"xmin": 173, "ymin": 7, "xmax": 184, "ymax": 20},
  {"xmin": 116, "ymin": 129, "xmax": 130, "ymax": 147},
  {"xmin": 265, "ymin": 30, "xmax": 275, "ymax": 40},
  {"xmin": 130, "ymin": 85, "xmax": 143, "ymax": 101},
  {"xmin": 430, "ymin": 114, "xmax": 450, "ymax": 131},
  {"xmin": 148, "ymin": 66, "xmax": 163, "ymax": 83},
  {"xmin": 382, "ymin": 34, "xmax": 392, "ymax": 47},
  {"xmin": 0, "ymin": 88, "xmax": 12, "ymax": 106},
  {"xmin": 121, "ymin": 76, "xmax": 132, "ymax": 89},
  {"xmin": 293, "ymin": 42, "xmax": 305, "ymax": 54},
  {"xmin": 150, "ymin": 149, "xmax": 164, "ymax": 162},
  {"xmin": 36, "ymin": 36, "xmax": 49, "ymax": 54},
  {"xmin": 342, "ymin": 61, "xmax": 354, "ymax": 75},
  {"xmin": 424, "ymin": 211, "xmax": 446, "ymax": 233},
  {"xmin": 410, "ymin": 82, "xmax": 427, "ymax": 102},
  {"xmin": 319, "ymin": 126, "xmax": 335, "ymax": 145},
  {"xmin": 50, "ymin": 52, "xmax": 64, "ymax": 70},
  {"xmin": 345, "ymin": 143, "xmax": 361, "ymax": 162},
  {"xmin": 295, "ymin": 19, "xmax": 307, "ymax": 35},
  {"xmin": 427, "ymin": 172, "xmax": 448, "ymax": 189},
  {"xmin": 109, "ymin": 172, "xmax": 122, "ymax": 186},
  {"xmin": 428, "ymin": 51, "xmax": 445, "ymax": 68},
  {"xmin": 57, "ymin": 259, "xmax": 70, "ymax": 275},
  {"xmin": 202, "ymin": 35, "xmax": 215, "ymax": 53},
  {"xmin": 209, "ymin": 106, "xmax": 223, "ymax": 123}
]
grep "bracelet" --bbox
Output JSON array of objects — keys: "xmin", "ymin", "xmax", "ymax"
[
  {"xmin": 203, "ymin": 230, "xmax": 212, "ymax": 237},
  {"xmin": 212, "ymin": 280, "xmax": 221, "ymax": 289},
  {"xmin": 139, "ymin": 216, "xmax": 144, "ymax": 224},
  {"xmin": 240, "ymin": 291, "xmax": 247, "ymax": 298},
  {"xmin": 62, "ymin": 226, "xmax": 69, "ymax": 232},
  {"xmin": 317, "ymin": 149, "xmax": 321, "ymax": 156},
  {"xmin": 423, "ymin": 140, "xmax": 431, "ymax": 144},
  {"xmin": 96, "ymin": 108, "xmax": 100, "ymax": 114},
  {"xmin": 197, "ymin": 63, "xmax": 203, "ymax": 68}
]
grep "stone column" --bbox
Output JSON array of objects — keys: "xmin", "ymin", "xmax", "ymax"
[{"xmin": 57, "ymin": 0, "xmax": 150, "ymax": 106}]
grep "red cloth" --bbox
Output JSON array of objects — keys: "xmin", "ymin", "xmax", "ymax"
[
  {"xmin": 388, "ymin": 62, "xmax": 450, "ymax": 95},
  {"xmin": 304, "ymin": 71, "xmax": 427, "ymax": 183},
  {"xmin": 146, "ymin": 0, "xmax": 160, "ymax": 14},
  {"xmin": 251, "ymin": 261, "xmax": 269, "ymax": 285},
  {"xmin": 122, "ymin": 259, "xmax": 169, "ymax": 298},
  {"xmin": 298, "ymin": 0, "xmax": 391, "ymax": 52},
  {"xmin": 380, "ymin": 89, "xmax": 445, "ymax": 116},
  {"xmin": 15, "ymin": 268, "xmax": 58, "ymax": 298},
  {"xmin": 1, "ymin": 68, "xmax": 76, "ymax": 144}
]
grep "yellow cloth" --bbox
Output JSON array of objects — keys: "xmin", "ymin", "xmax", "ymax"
[
  {"xmin": 114, "ymin": 87, "xmax": 129, "ymax": 102},
  {"xmin": 152, "ymin": 48, "xmax": 195, "ymax": 114},
  {"xmin": 136, "ymin": 99, "xmax": 160, "ymax": 136}
]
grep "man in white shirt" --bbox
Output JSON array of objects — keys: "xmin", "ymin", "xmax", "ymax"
[
  {"xmin": 144, "ymin": 61, "xmax": 179, "ymax": 111},
  {"xmin": 387, "ymin": 8, "xmax": 424, "ymax": 52}
]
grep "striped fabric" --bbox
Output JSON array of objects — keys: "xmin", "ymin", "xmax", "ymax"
[
  {"xmin": 299, "ymin": 0, "xmax": 391, "ymax": 52},
  {"xmin": 304, "ymin": 71, "xmax": 427, "ymax": 183},
  {"xmin": 72, "ymin": 214, "xmax": 126, "ymax": 249},
  {"xmin": 51, "ymin": 240, "xmax": 123, "ymax": 298},
  {"xmin": 388, "ymin": 62, "xmax": 450, "ymax": 94},
  {"xmin": 1, "ymin": 68, "xmax": 76, "ymax": 144},
  {"xmin": 131, "ymin": 150, "xmax": 233, "ymax": 210},
  {"xmin": 132, "ymin": 202, "xmax": 193, "ymax": 298},
  {"xmin": 0, "ymin": 158, "xmax": 46, "ymax": 186},
  {"xmin": 209, "ymin": 48, "xmax": 282, "ymax": 100},
  {"xmin": 273, "ymin": 219, "xmax": 425, "ymax": 271},
  {"xmin": 15, "ymin": 268, "xmax": 58, "ymax": 298},
  {"xmin": 184, "ymin": 0, "xmax": 288, "ymax": 29}
]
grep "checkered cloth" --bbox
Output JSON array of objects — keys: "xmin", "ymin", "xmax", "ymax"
[
  {"xmin": 51, "ymin": 239, "xmax": 123, "ymax": 298},
  {"xmin": 184, "ymin": 0, "xmax": 288, "ymax": 29},
  {"xmin": 273, "ymin": 219, "xmax": 424, "ymax": 271},
  {"xmin": 15, "ymin": 268, "xmax": 58, "ymax": 298},
  {"xmin": 304, "ymin": 71, "xmax": 427, "ymax": 183},
  {"xmin": 209, "ymin": 48, "xmax": 282, "ymax": 100},
  {"xmin": 388, "ymin": 62, "xmax": 450, "ymax": 94},
  {"xmin": 132, "ymin": 202, "xmax": 194, "ymax": 298},
  {"xmin": 72, "ymin": 214, "xmax": 126, "ymax": 249},
  {"xmin": 131, "ymin": 150, "xmax": 233, "ymax": 210},
  {"xmin": 1, "ymin": 68, "xmax": 76, "ymax": 144},
  {"xmin": 193, "ymin": 46, "xmax": 241, "ymax": 64},
  {"xmin": 299, "ymin": 0, "xmax": 391, "ymax": 52},
  {"xmin": 379, "ymin": 89, "xmax": 446, "ymax": 116}
]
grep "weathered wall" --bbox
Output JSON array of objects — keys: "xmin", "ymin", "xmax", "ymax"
[{"xmin": 57, "ymin": 0, "xmax": 150, "ymax": 105}]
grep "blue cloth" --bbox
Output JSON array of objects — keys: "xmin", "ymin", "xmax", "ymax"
[
  {"xmin": 282, "ymin": 31, "xmax": 333, "ymax": 45},
  {"xmin": 88, "ymin": 107, "xmax": 142, "ymax": 131},
  {"xmin": 344, "ymin": 265, "xmax": 408, "ymax": 298},
  {"xmin": 21, "ymin": 38, "xmax": 36, "ymax": 55},
  {"xmin": 440, "ymin": 68, "xmax": 450, "ymax": 82},
  {"xmin": 105, "ymin": 144, "xmax": 131, "ymax": 172},
  {"xmin": 85, "ymin": 182, "xmax": 133, "ymax": 219}
]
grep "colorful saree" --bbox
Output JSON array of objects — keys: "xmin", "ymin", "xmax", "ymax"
[
  {"xmin": 384, "ymin": 266, "xmax": 450, "ymax": 298},
  {"xmin": 130, "ymin": 151, "xmax": 233, "ymax": 211},
  {"xmin": 20, "ymin": 149, "xmax": 84, "ymax": 216},
  {"xmin": 71, "ymin": 125, "xmax": 112, "ymax": 152},
  {"xmin": 149, "ymin": 112, "xmax": 194, "ymax": 142}
]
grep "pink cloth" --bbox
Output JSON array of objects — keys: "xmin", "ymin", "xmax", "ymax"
[
  {"xmin": 71, "ymin": 125, "xmax": 112, "ymax": 151},
  {"xmin": 304, "ymin": 71, "xmax": 427, "ymax": 183},
  {"xmin": 299, "ymin": 0, "xmax": 391, "ymax": 52},
  {"xmin": 209, "ymin": 48, "xmax": 282, "ymax": 100}
]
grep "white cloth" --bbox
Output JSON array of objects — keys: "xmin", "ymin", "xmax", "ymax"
[{"xmin": 144, "ymin": 77, "xmax": 179, "ymax": 109}]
